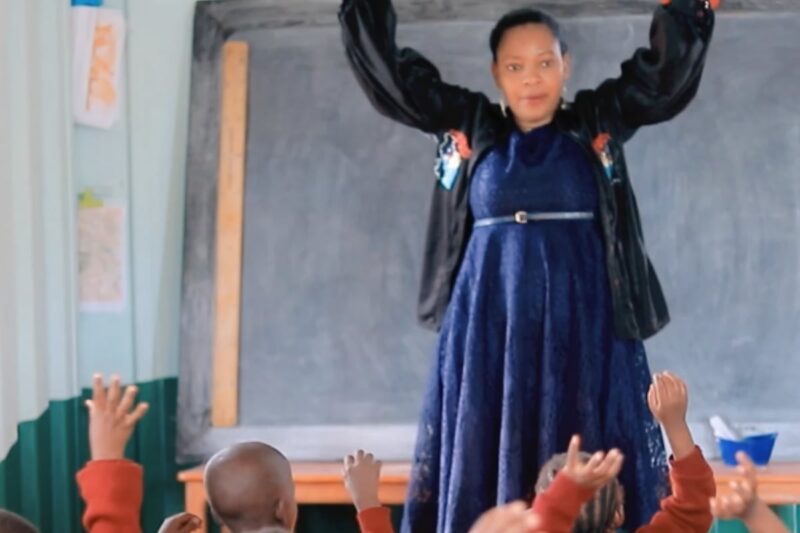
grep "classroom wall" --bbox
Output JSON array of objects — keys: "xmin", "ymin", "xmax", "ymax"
[
  {"xmin": 0, "ymin": 0, "xmax": 194, "ymax": 529},
  {"xmin": 1, "ymin": 0, "xmax": 193, "ymax": 454},
  {"xmin": 0, "ymin": 0, "xmax": 79, "ymax": 465},
  {"xmin": 73, "ymin": 0, "xmax": 194, "ymax": 385}
]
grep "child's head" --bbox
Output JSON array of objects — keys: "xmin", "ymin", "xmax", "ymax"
[
  {"xmin": 489, "ymin": 8, "xmax": 571, "ymax": 131},
  {"xmin": 535, "ymin": 451, "xmax": 624, "ymax": 533},
  {"xmin": 204, "ymin": 442, "xmax": 298, "ymax": 533},
  {"xmin": 0, "ymin": 510, "xmax": 38, "ymax": 533}
]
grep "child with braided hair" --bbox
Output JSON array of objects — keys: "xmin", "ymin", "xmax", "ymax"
[{"xmin": 532, "ymin": 372, "xmax": 715, "ymax": 533}]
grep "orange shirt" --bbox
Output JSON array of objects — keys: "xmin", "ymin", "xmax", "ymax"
[
  {"xmin": 532, "ymin": 447, "xmax": 716, "ymax": 533},
  {"xmin": 76, "ymin": 460, "xmax": 143, "ymax": 533}
]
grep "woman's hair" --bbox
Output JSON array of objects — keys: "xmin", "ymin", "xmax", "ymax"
[
  {"xmin": 535, "ymin": 452, "xmax": 620, "ymax": 533},
  {"xmin": 489, "ymin": 8, "xmax": 568, "ymax": 61}
]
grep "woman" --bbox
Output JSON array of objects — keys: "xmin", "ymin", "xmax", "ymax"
[{"xmin": 339, "ymin": 1, "xmax": 716, "ymax": 531}]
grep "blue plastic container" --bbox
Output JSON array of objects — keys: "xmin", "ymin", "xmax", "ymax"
[{"xmin": 717, "ymin": 432, "xmax": 778, "ymax": 466}]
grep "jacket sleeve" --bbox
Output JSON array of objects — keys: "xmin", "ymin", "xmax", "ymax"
[
  {"xmin": 638, "ymin": 447, "xmax": 716, "ymax": 533},
  {"xmin": 574, "ymin": 0, "xmax": 715, "ymax": 142},
  {"xmin": 339, "ymin": 0, "xmax": 482, "ymax": 134},
  {"xmin": 76, "ymin": 459, "xmax": 143, "ymax": 533}
]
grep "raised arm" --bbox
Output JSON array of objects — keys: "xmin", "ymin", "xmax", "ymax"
[
  {"xmin": 343, "ymin": 449, "xmax": 395, "ymax": 533},
  {"xmin": 644, "ymin": 372, "xmax": 715, "ymax": 533},
  {"xmin": 339, "ymin": 0, "xmax": 483, "ymax": 134},
  {"xmin": 710, "ymin": 452, "xmax": 791, "ymax": 533},
  {"xmin": 76, "ymin": 374, "xmax": 149, "ymax": 533},
  {"xmin": 574, "ymin": 0, "xmax": 716, "ymax": 141}
]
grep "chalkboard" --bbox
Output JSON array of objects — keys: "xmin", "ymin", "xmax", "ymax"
[{"xmin": 179, "ymin": 1, "xmax": 800, "ymax": 462}]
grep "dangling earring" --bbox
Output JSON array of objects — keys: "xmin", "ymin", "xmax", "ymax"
[
  {"xmin": 499, "ymin": 97, "xmax": 507, "ymax": 117},
  {"xmin": 560, "ymin": 86, "xmax": 569, "ymax": 110}
]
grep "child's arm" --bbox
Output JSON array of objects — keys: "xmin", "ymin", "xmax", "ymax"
[
  {"xmin": 574, "ymin": 0, "xmax": 718, "ymax": 142},
  {"xmin": 467, "ymin": 502, "xmax": 540, "ymax": 533},
  {"xmin": 710, "ymin": 451, "xmax": 790, "ymax": 533},
  {"xmin": 531, "ymin": 435, "xmax": 624, "ymax": 533},
  {"xmin": 641, "ymin": 372, "xmax": 715, "ymax": 533},
  {"xmin": 343, "ymin": 450, "xmax": 395, "ymax": 533},
  {"xmin": 649, "ymin": 372, "xmax": 694, "ymax": 461},
  {"xmin": 75, "ymin": 374, "xmax": 149, "ymax": 533}
]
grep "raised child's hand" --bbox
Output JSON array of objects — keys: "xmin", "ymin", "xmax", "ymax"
[
  {"xmin": 562, "ymin": 435, "xmax": 624, "ymax": 490},
  {"xmin": 343, "ymin": 449, "xmax": 382, "ymax": 512},
  {"xmin": 647, "ymin": 372, "xmax": 688, "ymax": 431},
  {"xmin": 86, "ymin": 374, "xmax": 149, "ymax": 461},
  {"xmin": 710, "ymin": 451, "xmax": 758, "ymax": 520}
]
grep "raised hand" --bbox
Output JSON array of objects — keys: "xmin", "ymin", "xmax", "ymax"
[
  {"xmin": 562, "ymin": 435, "xmax": 624, "ymax": 489},
  {"xmin": 85, "ymin": 374, "xmax": 149, "ymax": 460},
  {"xmin": 647, "ymin": 372, "xmax": 688, "ymax": 429},
  {"xmin": 648, "ymin": 371, "xmax": 695, "ymax": 460},
  {"xmin": 711, "ymin": 452, "xmax": 789, "ymax": 533},
  {"xmin": 343, "ymin": 449, "xmax": 383, "ymax": 512},
  {"xmin": 710, "ymin": 451, "xmax": 758, "ymax": 520}
]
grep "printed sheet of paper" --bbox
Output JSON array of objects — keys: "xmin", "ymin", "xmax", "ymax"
[
  {"xmin": 72, "ymin": 7, "xmax": 126, "ymax": 129},
  {"xmin": 78, "ymin": 204, "xmax": 127, "ymax": 312}
]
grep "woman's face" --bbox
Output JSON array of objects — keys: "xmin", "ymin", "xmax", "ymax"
[{"xmin": 491, "ymin": 23, "xmax": 570, "ymax": 132}]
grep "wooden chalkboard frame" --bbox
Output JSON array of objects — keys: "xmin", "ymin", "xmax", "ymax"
[
  {"xmin": 211, "ymin": 40, "xmax": 248, "ymax": 427},
  {"xmin": 177, "ymin": 0, "xmax": 800, "ymax": 464}
]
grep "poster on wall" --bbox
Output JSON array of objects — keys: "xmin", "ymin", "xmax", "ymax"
[
  {"xmin": 78, "ymin": 202, "xmax": 127, "ymax": 312},
  {"xmin": 72, "ymin": 6, "xmax": 125, "ymax": 129}
]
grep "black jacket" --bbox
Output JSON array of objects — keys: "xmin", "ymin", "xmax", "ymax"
[{"xmin": 339, "ymin": 0, "xmax": 714, "ymax": 339}]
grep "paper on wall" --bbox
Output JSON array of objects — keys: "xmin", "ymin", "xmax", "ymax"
[{"xmin": 72, "ymin": 7, "xmax": 125, "ymax": 129}]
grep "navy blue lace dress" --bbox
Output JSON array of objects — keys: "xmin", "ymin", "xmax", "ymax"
[{"xmin": 401, "ymin": 123, "xmax": 667, "ymax": 533}]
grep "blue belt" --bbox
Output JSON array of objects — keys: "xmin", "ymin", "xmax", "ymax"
[{"xmin": 473, "ymin": 210, "xmax": 594, "ymax": 228}]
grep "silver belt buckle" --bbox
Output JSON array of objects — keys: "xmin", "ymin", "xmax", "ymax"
[{"xmin": 514, "ymin": 211, "xmax": 528, "ymax": 224}]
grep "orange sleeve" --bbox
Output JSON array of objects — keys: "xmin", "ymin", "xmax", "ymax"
[
  {"xmin": 76, "ymin": 460, "xmax": 143, "ymax": 533},
  {"xmin": 357, "ymin": 506, "xmax": 395, "ymax": 533},
  {"xmin": 637, "ymin": 447, "xmax": 715, "ymax": 533},
  {"xmin": 531, "ymin": 473, "xmax": 597, "ymax": 533}
]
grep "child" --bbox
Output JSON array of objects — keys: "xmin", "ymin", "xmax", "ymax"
[
  {"xmin": 76, "ymin": 374, "xmax": 151, "ymax": 533},
  {"xmin": 76, "ymin": 373, "xmax": 205, "ymax": 533},
  {"xmin": 710, "ymin": 451, "xmax": 790, "ymax": 533},
  {"xmin": 343, "ymin": 450, "xmax": 551, "ymax": 533},
  {"xmin": 532, "ymin": 371, "xmax": 716, "ymax": 532},
  {"xmin": 204, "ymin": 442, "xmax": 298, "ymax": 532},
  {"xmin": 204, "ymin": 443, "xmax": 393, "ymax": 533}
]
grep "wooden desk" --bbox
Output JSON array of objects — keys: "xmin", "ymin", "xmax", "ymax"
[{"xmin": 179, "ymin": 460, "xmax": 800, "ymax": 533}]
